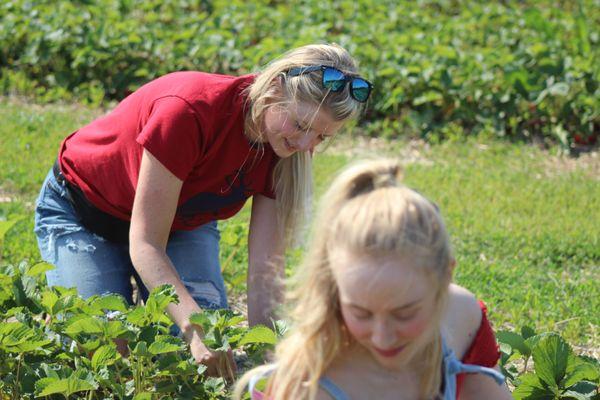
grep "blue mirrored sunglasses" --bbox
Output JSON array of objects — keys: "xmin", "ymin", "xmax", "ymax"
[{"xmin": 286, "ymin": 65, "xmax": 373, "ymax": 103}]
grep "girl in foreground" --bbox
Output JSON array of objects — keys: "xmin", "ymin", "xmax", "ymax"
[{"xmin": 234, "ymin": 159, "xmax": 512, "ymax": 399}]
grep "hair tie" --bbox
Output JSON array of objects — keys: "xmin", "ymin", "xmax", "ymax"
[{"xmin": 373, "ymin": 173, "xmax": 398, "ymax": 189}]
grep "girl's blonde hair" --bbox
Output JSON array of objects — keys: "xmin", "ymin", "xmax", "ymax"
[
  {"xmin": 244, "ymin": 43, "xmax": 364, "ymax": 245},
  {"xmin": 234, "ymin": 159, "xmax": 454, "ymax": 400}
]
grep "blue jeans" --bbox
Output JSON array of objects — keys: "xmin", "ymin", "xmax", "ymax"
[{"xmin": 34, "ymin": 169, "xmax": 228, "ymax": 311}]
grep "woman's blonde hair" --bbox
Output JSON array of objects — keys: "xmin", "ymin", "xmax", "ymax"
[
  {"xmin": 234, "ymin": 159, "xmax": 455, "ymax": 399},
  {"xmin": 244, "ymin": 43, "xmax": 364, "ymax": 245}
]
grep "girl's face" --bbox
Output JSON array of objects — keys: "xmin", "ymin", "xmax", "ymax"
[
  {"xmin": 331, "ymin": 250, "xmax": 440, "ymax": 370},
  {"xmin": 262, "ymin": 101, "xmax": 344, "ymax": 158}
]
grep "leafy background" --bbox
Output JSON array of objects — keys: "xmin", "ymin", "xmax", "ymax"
[
  {"xmin": 1, "ymin": 0, "xmax": 599, "ymax": 145},
  {"xmin": 0, "ymin": 0, "xmax": 599, "ymax": 398}
]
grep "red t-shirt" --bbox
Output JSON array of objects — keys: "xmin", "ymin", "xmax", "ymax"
[
  {"xmin": 58, "ymin": 72, "xmax": 278, "ymax": 231},
  {"xmin": 456, "ymin": 301, "xmax": 501, "ymax": 397}
]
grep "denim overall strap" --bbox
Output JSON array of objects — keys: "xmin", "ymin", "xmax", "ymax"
[
  {"xmin": 318, "ymin": 376, "xmax": 350, "ymax": 400},
  {"xmin": 441, "ymin": 337, "xmax": 505, "ymax": 399}
]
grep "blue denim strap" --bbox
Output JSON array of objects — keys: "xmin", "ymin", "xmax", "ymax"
[
  {"xmin": 442, "ymin": 336, "xmax": 505, "ymax": 399},
  {"xmin": 445, "ymin": 357, "xmax": 506, "ymax": 385},
  {"xmin": 318, "ymin": 376, "xmax": 350, "ymax": 400}
]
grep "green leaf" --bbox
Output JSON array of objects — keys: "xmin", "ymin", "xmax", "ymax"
[
  {"xmin": 65, "ymin": 316, "xmax": 104, "ymax": 335},
  {"xmin": 412, "ymin": 90, "xmax": 443, "ymax": 106},
  {"xmin": 91, "ymin": 344, "xmax": 120, "ymax": 371},
  {"xmin": 532, "ymin": 333, "xmax": 571, "ymax": 388},
  {"xmin": 35, "ymin": 375, "xmax": 96, "ymax": 397},
  {"xmin": 189, "ymin": 312, "xmax": 211, "ymax": 331},
  {"xmin": 127, "ymin": 306, "xmax": 147, "ymax": 326},
  {"xmin": 148, "ymin": 336, "xmax": 184, "ymax": 355},
  {"xmin": 564, "ymin": 381, "xmax": 599, "ymax": 398},
  {"xmin": 224, "ymin": 314, "xmax": 246, "ymax": 328},
  {"xmin": 41, "ymin": 290, "xmax": 59, "ymax": 314},
  {"xmin": 145, "ymin": 284, "xmax": 179, "ymax": 318},
  {"xmin": 560, "ymin": 390, "xmax": 591, "ymax": 400},
  {"xmin": 131, "ymin": 341, "xmax": 150, "ymax": 357},
  {"xmin": 25, "ymin": 262, "xmax": 54, "ymax": 277},
  {"xmin": 238, "ymin": 325, "xmax": 278, "ymax": 346},
  {"xmin": 512, "ymin": 373, "xmax": 555, "ymax": 400},
  {"xmin": 522, "ymin": 326, "xmax": 537, "ymax": 339},
  {"xmin": 497, "ymin": 330, "xmax": 531, "ymax": 357},
  {"xmin": 90, "ymin": 293, "xmax": 129, "ymax": 313},
  {"xmin": 133, "ymin": 393, "xmax": 153, "ymax": 400},
  {"xmin": 563, "ymin": 355, "xmax": 600, "ymax": 389}
]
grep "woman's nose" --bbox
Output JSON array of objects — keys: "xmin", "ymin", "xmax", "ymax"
[{"xmin": 294, "ymin": 131, "xmax": 318, "ymax": 151}]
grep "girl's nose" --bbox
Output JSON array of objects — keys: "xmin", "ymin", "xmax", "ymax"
[{"xmin": 370, "ymin": 321, "xmax": 397, "ymax": 349}]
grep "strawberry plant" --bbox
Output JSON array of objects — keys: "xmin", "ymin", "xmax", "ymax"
[
  {"xmin": 0, "ymin": 261, "xmax": 278, "ymax": 399},
  {"xmin": 498, "ymin": 327, "xmax": 599, "ymax": 399}
]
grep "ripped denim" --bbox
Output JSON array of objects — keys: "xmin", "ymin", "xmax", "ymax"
[{"xmin": 34, "ymin": 169, "xmax": 228, "ymax": 311}]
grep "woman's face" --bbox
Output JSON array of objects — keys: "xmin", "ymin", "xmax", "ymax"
[
  {"xmin": 262, "ymin": 101, "xmax": 344, "ymax": 158},
  {"xmin": 331, "ymin": 250, "xmax": 439, "ymax": 370}
]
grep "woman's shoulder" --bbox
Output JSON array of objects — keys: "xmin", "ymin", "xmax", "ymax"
[
  {"xmin": 442, "ymin": 284, "xmax": 484, "ymax": 359},
  {"xmin": 134, "ymin": 71, "xmax": 255, "ymax": 109}
]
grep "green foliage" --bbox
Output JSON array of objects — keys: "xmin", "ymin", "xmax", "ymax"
[
  {"xmin": 0, "ymin": 261, "xmax": 277, "ymax": 399},
  {"xmin": 1, "ymin": 0, "xmax": 598, "ymax": 144},
  {"xmin": 498, "ymin": 328, "xmax": 599, "ymax": 399}
]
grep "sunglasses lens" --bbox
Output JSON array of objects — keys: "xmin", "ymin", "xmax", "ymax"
[
  {"xmin": 322, "ymin": 67, "xmax": 346, "ymax": 91},
  {"xmin": 351, "ymin": 78, "xmax": 371, "ymax": 102}
]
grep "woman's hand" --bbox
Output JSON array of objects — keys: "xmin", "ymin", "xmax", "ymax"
[{"xmin": 185, "ymin": 325, "xmax": 237, "ymax": 380}]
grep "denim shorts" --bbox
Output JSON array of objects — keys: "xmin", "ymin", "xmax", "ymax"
[{"xmin": 34, "ymin": 169, "xmax": 228, "ymax": 311}]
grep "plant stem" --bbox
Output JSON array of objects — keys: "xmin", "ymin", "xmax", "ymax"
[{"xmin": 13, "ymin": 354, "xmax": 22, "ymax": 400}]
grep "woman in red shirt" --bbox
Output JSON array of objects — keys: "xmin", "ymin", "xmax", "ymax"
[{"xmin": 34, "ymin": 43, "xmax": 372, "ymax": 376}]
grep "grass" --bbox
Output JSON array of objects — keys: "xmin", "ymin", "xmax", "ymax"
[{"xmin": 0, "ymin": 98, "xmax": 598, "ymax": 348}]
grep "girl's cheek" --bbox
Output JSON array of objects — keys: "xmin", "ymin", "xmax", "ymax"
[
  {"xmin": 341, "ymin": 312, "xmax": 371, "ymax": 340},
  {"xmin": 397, "ymin": 316, "xmax": 429, "ymax": 339}
]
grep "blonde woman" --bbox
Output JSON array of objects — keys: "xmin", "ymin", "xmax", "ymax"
[
  {"xmin": 235, "ymin": 160, "xmax": 513, "ymax": 399},
  {"xmin": 33, "ymin": 44, "xmax": 371, "ymax": 376}
]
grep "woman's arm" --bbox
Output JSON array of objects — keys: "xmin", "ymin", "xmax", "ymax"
[
  {"xmin": 129, "ymin": 149, "xmax": 229, "ymax": 375},
  {"xmin": 247, "ymin": 194, "xmax": 286, "ymax": 327},
  {"xmin": 129, "ymin": 149, "xmax": 200, "ymax": 330}
]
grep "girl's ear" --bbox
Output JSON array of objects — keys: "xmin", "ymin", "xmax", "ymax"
[{"xmin": 449, "ymin": 258, "xmax": 457, "ymax": 274}]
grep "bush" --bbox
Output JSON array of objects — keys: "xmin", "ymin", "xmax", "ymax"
[{"xmin": 1, "ymin": 0, "xmax": 598, "ymax": 143}]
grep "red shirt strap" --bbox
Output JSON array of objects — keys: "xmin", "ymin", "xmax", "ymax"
[{"xmin": 456, "ymin": 300, "xmax": 501, "ymax": 397}]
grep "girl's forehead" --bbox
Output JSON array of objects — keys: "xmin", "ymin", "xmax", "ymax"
[{"xmin": 331, "ymin": 251, "xmax": 434, "ymax": 309}]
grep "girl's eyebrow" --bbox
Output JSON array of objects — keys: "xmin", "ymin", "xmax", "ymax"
[{"xmin": 346, "ymin": 298, "xmax": 422, "ymax": 312}]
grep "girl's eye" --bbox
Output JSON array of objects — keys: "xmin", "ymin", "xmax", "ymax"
[
  {"xmin": 352, "ymin": 310, "xmax": 372, "ymax": 320},
  {"xmin": 294, "ymin": 121, "xmax": 305, "ymax": 131},
  {"xmin": 393, "ymin": 312, "xmax": 417, "ymax": 322}
]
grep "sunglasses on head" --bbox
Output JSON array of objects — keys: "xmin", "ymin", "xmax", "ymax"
[{"xmin": 286, "ymin": 65, "xmax": 373, "ymax": 103}]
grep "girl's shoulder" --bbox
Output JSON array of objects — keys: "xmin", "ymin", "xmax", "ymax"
[{"xmin": 443, "ymin": 284, "xmax": 485, "ymax": 359}]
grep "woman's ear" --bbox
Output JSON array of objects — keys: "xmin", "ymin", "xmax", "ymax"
[{"xmin": 270, "ymin": 75, "xmax": 284, "ymax": 96}]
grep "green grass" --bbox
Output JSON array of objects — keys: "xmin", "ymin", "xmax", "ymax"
[{"xmin": 0, "ymin": 98, "xmax": 598, "ymax": 347}]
